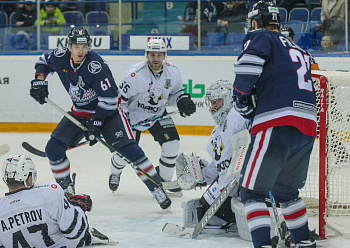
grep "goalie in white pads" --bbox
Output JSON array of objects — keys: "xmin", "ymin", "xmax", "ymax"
[
  {"xmin": 176, "ymin": 79, "xmax": 250, "ymax": 230},
  {"xmin": 0, "ymin": 154, "xmax": 109, "ymax": 247},
  {"xmin": 109, "ymin": 39, "xmax": 196, "ymax": 195}
]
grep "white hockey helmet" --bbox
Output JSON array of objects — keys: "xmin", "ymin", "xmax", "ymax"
[
  {"xmin": 145, "ymin": 39, "xmax": 167, "ymax": 57},
  {"xmin": 2, "ymin": 154, "xmax": 37, "ymax": 188},
  {"xmin": 205, "ymin": 80, "xmax": 233, "ymax": 125}
]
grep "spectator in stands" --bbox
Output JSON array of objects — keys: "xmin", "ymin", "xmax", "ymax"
[
  {"xmin": 320, "ymin": 33, "xmax": 339, "ymax": 51},
  {"xmin": 216, "ymin": 1, "xmax": 247, "ymax": 33},
  {"xmin": 0, "ymin": 0, "xmax": 17, "ymax": 17},
  {"xmin": 200, "ymin": 0, "xmax": 224, "ymax": 23},
  {"xmin": 14, "ymin": 0, "xmax": 36, "ymax": 27},
  {"xmin": 36, "ymin": 0, "xmax": 66, "ymax": 34}
]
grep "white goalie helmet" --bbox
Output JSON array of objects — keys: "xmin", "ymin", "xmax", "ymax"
[
  {"xmin": 145, "ymin": 39, "xmax": 167, "ymax": 57},
  {"xmin": 205, "ymin": 80, "xmax": 234, "ymax": 125},
  {"xmin": 2, "ymin": 154, "xmax": 37, "ymax": 188}
]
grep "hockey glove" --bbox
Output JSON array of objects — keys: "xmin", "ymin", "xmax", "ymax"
[
  {"xmin": 177, "ymin": 94, "xmax": 196, "ymax": 117},
  {"xmin": 69, "ymin": 194, "xmax": 93, "ymax": 212},
  {"xmin": 233, "ymin": 89, "xmax": 257, "ymax": 120},
  {"xmin": 86, "ymin": 119, "xmax": 103, "ymax": 146},
  {"xmin": 30, "ymin": 80, "xmax": 48, "ymax": 105}
]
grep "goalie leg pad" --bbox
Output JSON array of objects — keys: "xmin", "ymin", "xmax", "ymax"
[
  {"xmin": 181, "ymin": 198, "xmax": 203, "ymax": 227},
  {"xmin": 176, "ymin": 153, "xmax": 206, "ymax": 190}
]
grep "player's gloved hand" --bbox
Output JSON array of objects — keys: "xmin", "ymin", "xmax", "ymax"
[
  {"xmin": 69, "ymin": 194, "xmax": 93, "ymax": 212},
  {"xmin": 86, "ymin": 119, "xmax": 103, "ymax": 146},
  {"xmin": 30, "ymin": 79, "xmax": 48, "ymax": 104},
  {"xmin": 177, "ymin": 94, "xmax": 196, "ymax": 117},
  {"xmin": 233, "ymin": 88, "xmax": 257, "ymax": 120}
]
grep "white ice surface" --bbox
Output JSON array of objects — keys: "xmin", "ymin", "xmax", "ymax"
[{"xmin": 0, "ymin": 133, "xmax": 349, "ymax": 248}]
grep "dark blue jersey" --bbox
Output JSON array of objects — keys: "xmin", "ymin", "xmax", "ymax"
[
  {"xmin": 35, "ymin": 47, "xmax": 119, "ymax": 122},
  {"xmin": 233, "ymin": 29, "xmax": 317, "ymax": 137}
]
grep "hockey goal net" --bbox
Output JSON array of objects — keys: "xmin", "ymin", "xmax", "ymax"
[{"xmin": 299, "ymin": 71, "xmax": 350, "ymax": 238}]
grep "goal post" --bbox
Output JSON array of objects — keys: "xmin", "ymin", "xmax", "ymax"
[{"xmin": 300, "ymin": 71, "xmax": 350, "ymax": 239}]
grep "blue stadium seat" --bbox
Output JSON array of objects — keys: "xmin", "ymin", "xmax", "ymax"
[
  {"xmin": 311, "ymin": 7, "xmax": 321, "ymax": 22},
  {"xmin": 286, "ymin": 21, "xmax": 304, "ymax": 33},
  {"xmin": 278, "ymin": 7, "xmax": 288, "ymax": 23},
  {"xmin": 202, "ymin": 32, "xmax": 224, "ymax": 50},
  {"xmin": 337, "ymin": 36, "xmax": 350, "ymax": 51},
  {"xmin": 29, "ymin": 33, "xmax": 51, "ymax": 50},
  {"xmin": 289, "ymin": 8, "xmax": 309, "ymax": 22},
  {"xmin": 313, "ymin": 32, "xmax": 323, "ymax": 50},
  {"xmin": 3, "ymin": 34, "xmax": 27, "ymax": 50},
  {"xmin": 225, "ymin": 33, "xmax": 245, "ymax": 51},
  {"xmin": 294, "ymin": 32, "xmax": 313, "ymax": 50},
  {"xmin": 86, "ymin": 11, "xmax": 109, "ymax": 35},
  {"xmin": 0, "ymin": 12, "xmax": 7, "ymax": 26},
  {"xmin": 10, "ymin": 12, "xmax": 16, "ymax": 25},
  {"xmin": 62, "ymin": 11, "xmax": 84, "ymax": 33}
]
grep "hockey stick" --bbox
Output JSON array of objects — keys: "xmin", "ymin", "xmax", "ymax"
[
  {"xmin": 0, "ymin": 144, "xmax": 10, "ymax": 156},
  {"xmin": 162, "ymin": 142, "xmax": 248, "ymax": 239},
  {"xmin": 162, "ymin": 177, "xmax": 238, "ymax": 239},
  {"xmin": 43, "ymin": 97, "xmax": 176, "ymax": 190},
  {"xmin": 22, "ymin": 111, "xmax": 180, "ymax": 157},
  {"xmin": 269, "ymin": 192, "xmax": 284, "ymax": 241}
]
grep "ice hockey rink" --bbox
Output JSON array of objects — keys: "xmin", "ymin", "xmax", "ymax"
[{"xmin": 0, "ymin": 132, "xmax": 350, "ymax": 248}]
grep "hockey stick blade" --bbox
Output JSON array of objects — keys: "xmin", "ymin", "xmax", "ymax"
[
  {"xmin": 161, "ymin": 180, "xmax": 179, "ymax": 191},
  {"xmin": 0, "ymin": 144, "xmax": 10, "ymax": 156},
  {"xmin": 162, "ymin": 223, "xmax": 195, "ymax": 239},
  {"xmin": 22, "ymin": 142, "xmax": 46, "ymax": 157}
]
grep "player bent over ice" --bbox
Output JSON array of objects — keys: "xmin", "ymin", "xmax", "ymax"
[
  {"xmin": 0, "ymin": 154, "xmax": 109, "ymax": 247},
  {"xmin": 109, "ymin": 39, "xmax": 196, "ymax": 195},
  {"xmin": 176, "ymin": 80, "xmax": 250, "ymax": 230},
  {"xmin": 30, "ymin": 27, "xmax": 171, "ymax": 210}
]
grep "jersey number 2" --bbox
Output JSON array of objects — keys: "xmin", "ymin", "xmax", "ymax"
[
  {"xmin": 12, "ymin": 223, "xmax": 55, "ymax": 247},
  {"xmin": 289, "ymin": 49, "xmax": 313, "ymax": 92}
]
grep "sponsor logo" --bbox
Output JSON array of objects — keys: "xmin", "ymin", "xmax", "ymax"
[
  {"xmin": 131, "ymin": 72, "xmax": 136, "ymax": 77},
  {"xmin": 51, "ymin": 184, "xmax": 58, "ymax": 189},
  {"xmin": 88, "ymin": 61, "xmax": 102, "ymax": 74},
  {"xmin": 183, "ymin": 79, "xmax": 205, "ymax": 98}
]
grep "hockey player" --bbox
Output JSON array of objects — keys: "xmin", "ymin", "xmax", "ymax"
[
  {"xmin": 0, "ymin": 154, "xmax": 109, "ymax": 247},
  {"xmin": 176, "ymin": 80, "xmax": 250, "ymax": 230},
  {"xmin": 109, "ymin": 39, "xmax": 196, "ymax": 194},
  {"xmin": 30, "ymin": 28, "xmax": 171, "ymax": 210},
  {"xmin": 232, "ymin": 1, "xmax": 317, "ymax": 248},
  {"xmin": 280, "ymin": 26, "xmax": 320, "ymax": 70}
]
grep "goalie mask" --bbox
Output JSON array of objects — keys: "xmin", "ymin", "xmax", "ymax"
[
  {"xmin": 246, "ymin": 1, "xmax": 280, "ymax": 31},
  {"xmin": 145, "ymin": 39, "xmax": 167, "ymax": 57},
  {"xmin": 205, "ymin": 80, "xmax": 233, "ymax": 125},
  {"xmin": 68, "ymin": 27, "xmax": 92, "ymax": 52},
  {"xmin": 2, "ymin": 154, "xmax": 37, "ymax": 188}
]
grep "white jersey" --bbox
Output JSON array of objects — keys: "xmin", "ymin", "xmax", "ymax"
[
  {"xmin": 119, "ymin": 61, "xmax": 185, "ymax": 131},
  {"xmin": 0, "ymin": 182, "xmax": 88, "ymax": 248},
  {"xmin": 202, "ymin": 108, "xmax": 249, "ymax": 204}
]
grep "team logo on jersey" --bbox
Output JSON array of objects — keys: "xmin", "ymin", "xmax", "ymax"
[
  {"xmin": 165, "ymin": 79, "xmax": 171, "ymax": 89},
  {"xmin": 54, "ymin": 47, "xmax": 67, "ymax": 57},
  {"xmin": 145, "ymin": 87, "xmax": 164, "ymax": 106},
  {"xmin": 69, "ymin": 83, "xmax": 97, "ymax": 105},
  {"xmin": 88, "ymin": 61, "xmax": 102, "ymax": 74},
  {"xmin": 212, "ymin": 136, "xmax": 224, "ymax": 161}
]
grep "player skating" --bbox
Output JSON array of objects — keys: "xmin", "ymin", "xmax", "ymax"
[
  {"xmin": 0, "ymin": 154, "xmax": 109, "ymax": 247},
  {"xmin": 29, "ymin": 27, "xmax": 171, "ymax": 210},
  {"xmin": 109, "ymin": 39, "xmax": 196, "ymax": 195},
  {"xmin": 232, "ymin": 1, "xmax": 317, "ymax": 247}
]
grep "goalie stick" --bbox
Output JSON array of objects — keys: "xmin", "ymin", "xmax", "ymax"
[
  {"xmin": 22, "ymin": 111, "xmax": 180, "ymax": 157},
  {"xmin": 162, "ymin": 140, "xmax": 248, "ymax": 239},
  {"xmin": 0, "ymin": 144, "xmax": 10, "ymax": 156},
  {"xmin": 42, "ymin": 97, "xmax": 178, "ymax": 191}
]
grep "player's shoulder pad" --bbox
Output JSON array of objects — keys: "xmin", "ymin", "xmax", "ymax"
[
  {"xmin": 86, "ymin": 51, "xmax": 106, "ymax": 75},
  {"xmin": 126, "ymin": 61, "xmax": 148, "ymax": 79},
  {"xmin": 52, "ymin": 47, "xmax": 69, "ymax": 58}
]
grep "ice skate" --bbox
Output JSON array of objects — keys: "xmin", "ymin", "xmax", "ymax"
[
  {"xmin": 109, "ymin": 173, "xmax": 121, "ymax": 192},
  {"xmin": 90, "ymin": 227, "xmax": 110, "ymax": 245},
  {"xmin": 59, "ymin": 173, "xmax": 76, "ymax": 197},
  {"xmin": 152, "ymin": 187, "xmax": 172, "ymax": 211}
]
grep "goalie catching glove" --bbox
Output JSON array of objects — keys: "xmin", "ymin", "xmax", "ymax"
[
  {"xmin": 175, "ymin": 153, "xmax": 207, "ymax": 190},
  {"xmin": 69, "ymin": 194, "xmax": 93, "ymax": 212}
]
